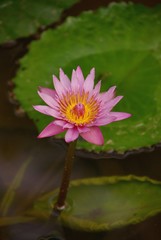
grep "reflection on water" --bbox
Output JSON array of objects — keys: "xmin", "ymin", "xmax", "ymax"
[{"xmin": 1, "ymin": 0, "xmax": 161, "ymax": 238}]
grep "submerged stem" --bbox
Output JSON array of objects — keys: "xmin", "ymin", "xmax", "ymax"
[{"xmin": 53, "ymin": 140, "xmax": 77, "ymax": 213}]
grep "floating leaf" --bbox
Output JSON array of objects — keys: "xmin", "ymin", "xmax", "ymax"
[
  {"xmin": 0, "ymin": 0, "xmax": 79, "ymax": 44},
  {"xmin": 29, "ymin": 175, "xmax": 161, "ymax": 232},
  {"xmin": 13, "ymin": 3, "xmax": 161, "ymax": 153}
]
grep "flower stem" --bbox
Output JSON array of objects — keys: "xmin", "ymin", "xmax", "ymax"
[{"xmin": 53, "ymin": 140, "xmax": 77, "ymax": 212}]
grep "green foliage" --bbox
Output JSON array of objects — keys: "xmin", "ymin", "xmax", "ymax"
[
  {"xmin": 14, "ymin": 3, "xmax": 161, "ymax": 153},
  {"xmin": 0, "ymin": 0, "xmax": 79, "ymax": 44},
  {"xmin": 30, "ymin": 175, "xmax": 161, "ymax": 232}
]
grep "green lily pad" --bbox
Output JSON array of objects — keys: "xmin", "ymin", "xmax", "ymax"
[
  {"xmin": 13, "ymin": 3, "xmax": 161, "ymax": 153},
  {"xmin": 29, "ymin": 175, "xmax": 161, "ymax": 232},
  {"xmin": 0, "ymin": 0, "xmax": 79, "ymax": 44}
]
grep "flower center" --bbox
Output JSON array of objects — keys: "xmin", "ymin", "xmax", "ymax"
[
  {"xmin": 58, "ymin": 92, "xmax": 99, "ymax": 125},
  {"xmin": 71, "ymin": 103, "xmax": 85, "ymax": 118}
]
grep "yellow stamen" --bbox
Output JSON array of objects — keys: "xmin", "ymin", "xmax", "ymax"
[{"xmin": 59, "ymin": 91, "xmax": 99, "ymax": 125}]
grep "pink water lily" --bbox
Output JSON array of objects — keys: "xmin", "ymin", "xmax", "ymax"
[{"xmin": 33, "ymin": 67, "xmax": 131, "ymax": 145}]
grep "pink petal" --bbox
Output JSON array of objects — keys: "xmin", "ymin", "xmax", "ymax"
[
  {"xmin": 93, "ymin": 116, "xmax": 116, "ymax": 126},
  {"xmin": 102, "ymin": 96, "xmax": 123, "ymax": 112},
  {"xmin": 65, "ymin": 128, "xmax": 79, "ymax": 143},
  {"xmin": 71, "ymin": 70, "xmax": 79, "ymax": 92},
  {"xmin": 106, "ymin": 86, "xmax": 116, "ymax": 100},
  {"xmin": 63, "ymin": 122, "xmax": 74, "ymax": 129},
  {"xmin": 77, "ymin": 126, "xmax": 90, "ymax": 133},
  {"xmin": 38, "ymin": 121, "xmax": 64, "ymax": 138},
  {"xmin": 99, "ymin": 86, "xmax": 116, "ymax": 103},
  {"xmin": 53, "ymin": 75, "xmax": 65, "ymax": 96},
  {"xmin": 76, "ymin": 66, "xmax": 84, "ymax": 89},
  {"xmin": 83, "ymin": 68, "xmax": 95, "ymax": 92},
  {"xmin": 93, "ymin": 80, "xmax": 101, "ymax": 95},
  {"xmin": 76, "ymin": 66, "xmax": 84, "ymax": 81},
  {"xmin": 59, "ymin": 68, "xmax": 71, "ymax": 91},
  {"xmin": 88, "ymin": 80, "xmax": 101, "ymax": 100},
  {"xmin": 109, "ymin": 112, "xmax": 132, "ymax": 121},
  {"xmin": 33, "ymin": 105, "xmax": 60, "ymax": 118},
  {"xmin": 38, "ymin": 91, "xmax": 58, "ymax": 108},
  {"xmin": 38, "ymin": 87, "xmax": 56, "ymax": 97},
  {"xmin": 54, "ymin": 120, "xmax": 73, "ymax": 129},
  {"xmin": 54, "ymin": 119, "xmax": 67, "ymax": 127},
  {"xmin": 80, "ymin": 126, "xmax": 104, "ymax": 145}
]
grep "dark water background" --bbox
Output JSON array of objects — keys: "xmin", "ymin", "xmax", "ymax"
[{"xmin": 1, "ymin": 0, "xmax": 161, "ymax": 239}]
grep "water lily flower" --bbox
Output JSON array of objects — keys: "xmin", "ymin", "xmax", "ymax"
[{"xmin": 33, "ymin": 67, "xmax": 131, "ymax": 145}]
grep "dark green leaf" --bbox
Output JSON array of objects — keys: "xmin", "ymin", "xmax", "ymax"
[
  {"xmin": 13, "ymin": 3, "xmax": 161, "ymax": 153},
  {"xmin": 0, "ymin": 0, "xmax": 79, "ymax": 44}
]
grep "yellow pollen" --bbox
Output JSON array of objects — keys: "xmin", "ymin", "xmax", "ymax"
[{"xmin": 59, "ymin": 92, "xmax": 99, "ymax": 125}]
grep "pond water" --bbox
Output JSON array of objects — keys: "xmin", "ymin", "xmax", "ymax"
[{"xmin": 1, "ymin": 0, "xmax": 161, "ymax": 239}]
